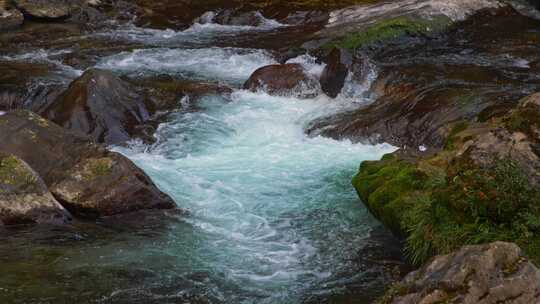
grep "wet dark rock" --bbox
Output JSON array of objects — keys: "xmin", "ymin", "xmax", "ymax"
[
  {"xmin": 13, "ymin": 0, "xmax": 71, "ymax": 20},
  {"xmin": 307, "ymin": 9, "xmax": 540, "ymax": 149},
  {"xmin": 128, "ymin": 74, "xmax": 233, "ymax": 113},
  {"xmin": 23, "ymin": 83, "xmax": 66, "ymax": 114},
  {"xmin": 311, "ymin": 0, "xmax": 504, "ymax": 50},
  {"xmin": 132, "ymin": 0, "xmax": 228, "ymax": 30},
  {"xmin": 0, "ymin": 153, "xmax": 71, "ymax": 226},
  {"xmin": 244, "ymin": 63, "xmax": 321, "ymax": 98},
  {"xmin": 214, "ymin": 9, "xmax": 265, "ymax": 27},
  {"xmin": 42, "ymin": 69, "xmax": 151, "ymax": 145},
  {"xmin": 319, "ymin": 48, "xmax": 369, "ymax": 98},
  {"xmin": 382, "ymin": 242, "xmax": 540, "ymax": 304},
  {"xmin": 279, "ymin": 10, "xmax": 329, "ymax": 26},
  {"xmin": 0, "ymin": 110, "xmax": 176, "ymax": 219},
  {"xmin": 0, "ymin": 61, "xmax": 54, "ymax": 112},
  {"xmin": 67, "ymin": 4, "xmax": 107, "ymax": 25}
]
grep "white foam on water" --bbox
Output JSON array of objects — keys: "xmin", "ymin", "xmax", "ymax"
[
  {"xmin": 189, "ymin": 11, "xmax": 285, "ymax": 32},
  {"xmin": 338, "ymin": 60, "xmax": 379, "ymax": 102},
  {"xmin": 286, "ymin": 54, "xmax": 327, "ymax": 78},
  {"xmin": 112, "ymin": 90, "xmax": 396, "ymax": 301},
  {"xmin": 96, "ymin": 11, "xmax": 285, "ymax": 47},
  {"xmin": 1, "ymin": 49, "xmax": 84, "ymax": 79},
  {"xmin": 96, "ymin": 47, "xmax": 277, "ymax": 84}
]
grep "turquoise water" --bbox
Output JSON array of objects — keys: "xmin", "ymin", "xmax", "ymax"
[
  {"xmin": 107, "ymin": 90, "xmax": 396, "ymax": 303},
  {"xmin": 0, "ymin": 20, "xmax": 399, "ymax": 304}
]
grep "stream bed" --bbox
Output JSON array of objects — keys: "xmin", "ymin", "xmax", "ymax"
[{"xmin": 0, "ymin": 14, "xmax": 405, "ymax": 304}]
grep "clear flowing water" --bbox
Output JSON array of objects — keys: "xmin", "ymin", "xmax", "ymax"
[
  {"xmin": 0, "ymin": 18, "xmax": 401, "ymax": 304},
  {"xmin": 108, "ymin": 91, "xmax": 395, "ymax": 303}
]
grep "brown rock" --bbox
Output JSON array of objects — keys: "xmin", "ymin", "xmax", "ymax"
[
  {"xmin": 0, "ymin": 61, "xmax": 57, "ymax": 112},
  {"xmin": 243, "ymin": 63, "xmax": 321, "ymax": 99},
  {"xmin": 0, "ymin": 153, "xmax": 71, "ymax": 226},
  {"xmin": 128, "ymin": 74, "xmax": 233, "ymax": 113},
  {"xmin": 42, "ymin": 69, "xmax": 151, "ymax": 145},
  {"xmin": 0, "ymin": 110, "xmax": 176, "ymax": 219},
  {"xmin": 13, "ymin": 0, "xmax": 71, "ymax": 19},
  {"xmin": 385, "ymin": 242, "xmax": 540, "ymax": 304}
]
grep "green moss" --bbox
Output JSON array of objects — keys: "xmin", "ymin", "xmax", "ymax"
[
  {"xmin": 353, "ymin": 156, "xmax": 426, "ymax": 235},
  {"xmin": 354, "ymin": 154, "xmax": 540, "ymax": 266},
  {"xmin": 0, "ymin": 155, "xmax": 38, "ymax": 193},
  {"xmin": 376, "ymin": 282, "xmax": 411, "ymax": 304},
  {"xmin": 444, "ymin": 121, "xmax": 469, "ymax": 150},
  {"xmin": 324, "ymin": 15, "xmax": 450, "ymax": 51},
  {"xmin": 506, "ymin": 105, "xmax": 540, "ymax": 140},
  {"xmin": 82, "ymin": 158, "xmax": 113, "ymax": 181}
]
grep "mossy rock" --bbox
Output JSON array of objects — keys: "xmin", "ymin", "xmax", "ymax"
[
  {"xmin": 0, "ymin": 154, "xmax": 40, "ymax": 194},
  {"xmin": 323, "ymin": 15, "xmax": 451, "ymax": 51},
  {"xmin": 0, "ymin": 153, "xmax": 71, "ymax": 225},
  {"xmin": 354, "ymin": 146, "xmax": 540, "ymax": 266}
]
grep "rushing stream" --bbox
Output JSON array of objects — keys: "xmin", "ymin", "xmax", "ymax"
[{"xmin": 0, "ymin": 14, "xmax": 404, "ymax": 304}]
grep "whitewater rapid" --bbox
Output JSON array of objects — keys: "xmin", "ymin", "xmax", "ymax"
[
  {"xmin": 110, "ymin": 88, "xmax": 395, "ymax": 302},
  {"xmin": 95, "ymin": 38, "xmax": 395, "ymax": 303},
  {"xmin": 1, "ymin": 19, "xmax": 398, "ymax": 303}
]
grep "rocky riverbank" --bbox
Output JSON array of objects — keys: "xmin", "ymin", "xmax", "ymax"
[{"xmin": 1, "ymin": 0, "xmax": 540, "ymax": 303}]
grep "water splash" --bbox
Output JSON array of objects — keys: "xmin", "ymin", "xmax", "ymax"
[
  {"xmin": 96, "ymin": 47, "xmax": 277, "ymax": 85},
  {"xmin": 96, "ymin": 11, "xmax": 285, "ymax": 47},
  {"xmin": 110, "ymin": 90, "xmax": 396, "ymax": 302}
]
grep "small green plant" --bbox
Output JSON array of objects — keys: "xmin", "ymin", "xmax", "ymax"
[
  {"xmin": 354, "ymin": 155, "xmax": 540, "ymax": 266},
  {"xmin": 444, "ymin": 121, "xmax": 468, "ymax": 150}
]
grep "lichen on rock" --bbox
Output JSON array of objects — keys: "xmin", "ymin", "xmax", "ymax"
[
  {"xmin": 379, "ymin": 242, "xmax": 540, "ymax": 304},
  {"xmin": 0, "ymin": 153, "xmax": 71, "ymax": 226}
]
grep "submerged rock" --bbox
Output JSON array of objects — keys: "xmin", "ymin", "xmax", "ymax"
[
  {"xmin": 0, "ymin": 153, "xmax": 71, "ymax": 226},
  {"xmin": 244, "ymin": 63, "xmax": 321, "ymax": 98},
  {"xmin": 382, "ymin": 242, "xmax": 540, "ymax": 304},
  {"xmin": 43, "ymin": 69, "xmax": 151, "ymax": 145},
  {"xmin": 0, "ymin": 110, "xmax": 176, "ymax": 219}
]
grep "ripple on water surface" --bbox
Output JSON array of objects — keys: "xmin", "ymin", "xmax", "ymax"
[
  {"xmin": 107, "ymin": 91, "xmax": 397, "ymax": 303},
  {"xmin": 0, "ymin": 41, "xmax": 399, "ymax": 303},
  {"xmin": 96, "ymin": 47, "xmax": 277, "ymax": 85}
]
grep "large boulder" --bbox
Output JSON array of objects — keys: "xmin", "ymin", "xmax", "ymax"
[
  {"xmin": 13, "ymin": 0, "xmax": 71, "ymax": 20},
  {"xmin": 0, "ymin": 110, "xmax": 176, "ymax": 219},
  {"xmin": 243, "ymin": 63, "xmax": 321, "ymax": 99},
  {"xmin": 43, "ymin": 69, "xmax": 151, "ymax": 145},
  {"xmin": 0, "ymin": 153, "xmax": 71, "ymax": 226},
  {"xmin": 383, "ymin": 242, "xmax": 540, "ymax": 304}
]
